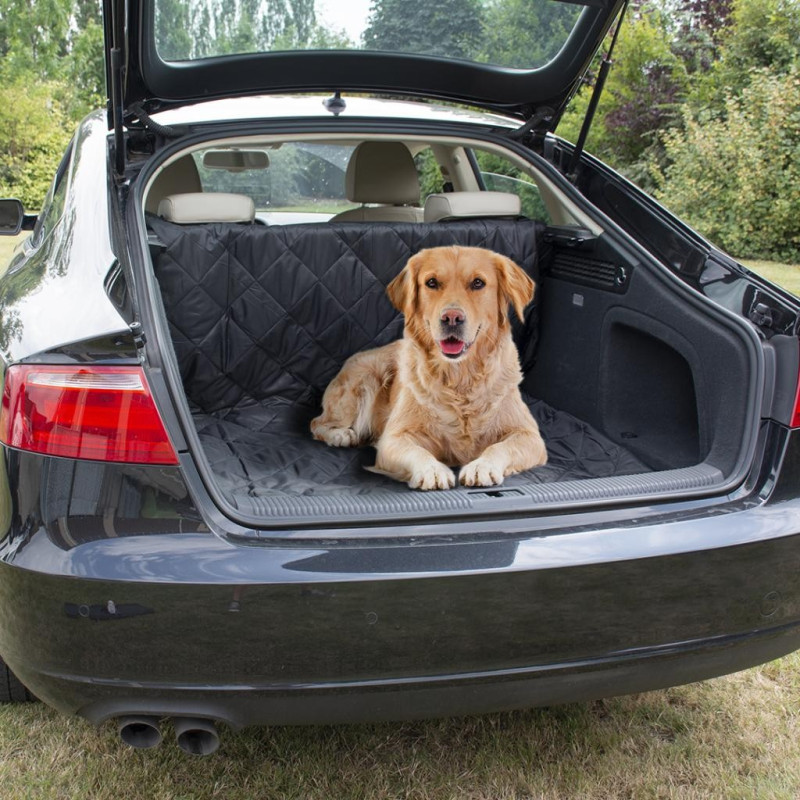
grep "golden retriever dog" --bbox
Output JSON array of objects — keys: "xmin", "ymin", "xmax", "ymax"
[{"xmin": 310, "ymin": 246, "xmax": 547, "ymax": 490}]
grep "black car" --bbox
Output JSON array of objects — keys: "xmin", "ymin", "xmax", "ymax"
[{"xmin": 0, "ymin": 0, "xmax": 799, "ymax": 756}]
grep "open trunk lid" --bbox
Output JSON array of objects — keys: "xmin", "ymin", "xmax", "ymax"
[{"xmin": 104, "ymin": 0, "xmax": 624, "ymax": 129}]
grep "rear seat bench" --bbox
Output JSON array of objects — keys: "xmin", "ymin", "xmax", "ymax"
[{"xmin": 147, "ymin": 193, "xmax": 546, "ymax": 416}]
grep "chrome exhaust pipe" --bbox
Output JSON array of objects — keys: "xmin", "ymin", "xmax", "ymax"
[
  {"xmin": 173, "ymin": 717, "xmax": 220, "ymax": 756},
  {"xmin": 118, "ymin": 715, "xmax": 163, "ymax": 749}
]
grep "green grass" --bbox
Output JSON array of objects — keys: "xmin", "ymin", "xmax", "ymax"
[
  {"xmin": 0, "ymin": 234, "xmax": 25, "ymax": 271},
  {"xmin": 2, "ymin": 652, "xmax": 800, "ymax": 798},
  {"xmin": 743, "ymin": 260, "xmax": 800, "ymax": 297}
]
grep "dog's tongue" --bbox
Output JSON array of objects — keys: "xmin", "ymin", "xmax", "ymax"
[{"xmin": 440, "ymin": 337, "xmax": 466, "ymax": 356}]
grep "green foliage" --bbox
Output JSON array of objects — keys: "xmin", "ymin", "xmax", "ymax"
[
  {"xmin": 0, "ymin": 0, "xmax": 71, "ymax": 80},
  {"xmin": 650, "ymin": 0, "xmax": 800, "ymax": 260},
  {"xmin": 414, "ymin": 150, "xmax": 446, "ymax": 200},
  {"xmin": 688, "ymin": 0, "xmax": 800, "ymax": 110},
  {"xmin": 719, "ymin": 0, "xmax": 800, "ymax": 77},
  {"xmin": 363, "ymin": 0, "xmax": 484, "ymax": 60},
  {"xmin": 0, "ymin": 0, "xmax": 103, "ymax": 205},
  {"xmin": 473, "ymin": 150, "xmax": 549, "ymax": 220},
  {"xmin": 559, "ymin": 7, "xmax": 688, "ymax": 190},
  {"xmin": 65, "ymin": 18, "xmax": 105, "ymax": 116},
  {"xmin": 655, "ymin": 68, "xmax": 800, "ymax": 261},
  {"xmin": 0, "ymin": 79, "xmax": 73, "ymax": 209},
  {"xmin": 154, "ymin": 0, "xmax": 339, "ymax": 59},
  {"xmin": 558, "ymin": 0, "xmax": 800, "ymax": 259},
  {"xmin": 480, "ymin": 0, "xmax": 579, "ymax": 67}
]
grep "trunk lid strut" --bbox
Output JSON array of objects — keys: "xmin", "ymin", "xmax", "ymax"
[{"xmin": 566, "ymin": 0, "xmax": 630, "ymax": 182}]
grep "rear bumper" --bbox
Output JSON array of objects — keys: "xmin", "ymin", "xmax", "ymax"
[
  {"xmin": 20, "ymin": 622, "xmax": 800, "ymax": 728},
  {"xmin": 2, "ymin": 491, "xmax": 800, "ymax": 726}
]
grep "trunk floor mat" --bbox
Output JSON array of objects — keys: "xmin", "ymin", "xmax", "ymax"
[{"xmin": 192, "ymin": 394, "xmax": 650, "ymax": 499}]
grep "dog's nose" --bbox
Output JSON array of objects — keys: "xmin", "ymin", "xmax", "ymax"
[{"xmin": 440, "ymin": 308, "xmax": 465, "ymax": 327}]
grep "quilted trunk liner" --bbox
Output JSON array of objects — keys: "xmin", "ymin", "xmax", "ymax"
[
  {"xmin": 149, "ymin": 216, "xmax": 650, "ymax": 505},
  {"xmin": 192, "ymin": 395, "xmax": 649, "ymax": 500}
]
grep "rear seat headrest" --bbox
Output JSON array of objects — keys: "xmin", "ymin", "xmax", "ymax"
[
  {"xmin": 424, "ymin": 191, "xmax": 521, "ymax": 223},
  {"xmin": 157, "ymin": 193, "xmax": 256, "ymax": 224},
  {"xmin": 346, "ymin": 142, "xmax": 420, "ymax": 206}
]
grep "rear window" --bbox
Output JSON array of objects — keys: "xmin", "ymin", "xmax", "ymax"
[
  {"xmin": 153, "ymin": 0, "xmax": 583, "ymax": 70},
  {"xmin": 190, "ymin": 141, "xmax": 435, "ymax": 224}
]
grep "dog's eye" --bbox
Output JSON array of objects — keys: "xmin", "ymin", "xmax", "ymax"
[
  {"xmin": 471, "ymin": 278, "xmax": 486, "ymax": 290},
  {"xmin": 425, "ymin": 278, "xmax": 439, "ymax": 290}
]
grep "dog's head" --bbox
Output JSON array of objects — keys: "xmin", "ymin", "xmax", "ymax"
[{"xmin": 387, "ymin": 246, "xmax": 535, "ymax": 362}]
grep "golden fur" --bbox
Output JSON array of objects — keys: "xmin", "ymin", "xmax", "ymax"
[{"xmin": 310, "ymin": 246, "xmax": 547, "ymax": 490}]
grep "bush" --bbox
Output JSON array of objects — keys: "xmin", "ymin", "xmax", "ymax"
[
  {"xmin": 558, "ymin": 6, "xmax": 687, "ymax": 192},
  {"xmin": 0, "ymin": 79, "xmax": 73, "ymax": 210},
  {"xmin": 654, "ymin": 68, "xmax": 800, "ymax": 262}
]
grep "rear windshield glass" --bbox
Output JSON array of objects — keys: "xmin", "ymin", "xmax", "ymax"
[{"xmin": 153, "ymin": 0, "xmax": 583, "ymax": 70}]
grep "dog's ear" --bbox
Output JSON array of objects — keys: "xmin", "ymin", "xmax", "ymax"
[
  {"xmin": 494, "ymin": 254, "xmax": 535, "ymax": 325},
  {"xmin": 387, "ymin": 253, "xmax": 423, "ymax": 316}
]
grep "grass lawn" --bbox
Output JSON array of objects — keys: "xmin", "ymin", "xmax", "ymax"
[
  {"xmin": 0, "ymin": 234, "xmax": 24, "ymax": 269},
  {"xmin": 743, "ymin": 260, "xmax": 800, "ymax": 297},
  {"xmin": 0, "ymin": 242, "xmax": 798, "ymax": 795},
  {"xmin": 1, "ymin": 652, "xmax": 799, "ymax": 798}
]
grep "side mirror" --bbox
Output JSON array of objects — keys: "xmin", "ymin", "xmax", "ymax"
[
  {"xmin": 0, "ymin": 199, "xmax": 35, "ymax": 236},
  {"xmin": 0, "ymin": 199, "xmax": 24, "ymax": 236}
]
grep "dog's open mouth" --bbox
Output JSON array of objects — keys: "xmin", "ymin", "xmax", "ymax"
[{"xmin": 439, "ymin": 336, "xmax": 469, "ymax": 359}]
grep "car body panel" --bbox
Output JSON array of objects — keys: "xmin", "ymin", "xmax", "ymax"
[
  {"xmin": 0, "ymin": 113, "xmax": 129, "ymax": 365},
  {"xmin": 2, "ymin": 430, "xmax": 800, "ymax": 725}
]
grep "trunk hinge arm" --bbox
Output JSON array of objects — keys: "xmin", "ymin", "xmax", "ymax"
[
  {"xmin": 106, "ymin": 0, "xmax": 127, "ymax": 178},
  {"xmin": 567, "ymin": 0, "xmax": 630, "ymax": 183},
  {"xmin": 128, "ymin": 103, "xmax": 187, "ymax": 139},
  {"xmin": 508, "ymin": 106, "xmax": 556, "ymax": 147},
  {"xmin": 110, "ymin": 45, "xmax": 125, "ymax": 177}
]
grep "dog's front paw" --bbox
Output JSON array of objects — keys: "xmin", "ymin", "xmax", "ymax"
[
  {"xmin": 459, "ymin": 458, "xmax": 504, "ymax": 487},
  {"xmin": 409, "ymin": 462, "xmax": 456, "ymax": 491},
  {"xmin": 312, "ymin": 423, "xmax": 359, "ymax": 448}
]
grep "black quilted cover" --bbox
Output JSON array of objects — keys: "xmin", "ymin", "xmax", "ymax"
[
  {"xmin": 149, "ymin": 217, "xmax": 648, "ymax": 501},
  {"xmin": 148, "ymin": 217, "xmax": 544, "ymax": 413},
  {"xmin": 191, "ymin": 396, "xmax": 647, "ymax": 499}
]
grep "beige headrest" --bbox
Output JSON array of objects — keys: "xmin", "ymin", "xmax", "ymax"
[
  {"xmin": 157, "ymin": 193, "xmax": 256, "ymax": 224},
  {"xmin": 424, "ymin": 191, "xmax": 521, "ymax": 223},
  {"xmin": 145, "ymin": 156, "xmax": 202, "ymax": 214},
  {"xmin": 346, "ymin": 142, "xmax": 420, "ymax": 206}
]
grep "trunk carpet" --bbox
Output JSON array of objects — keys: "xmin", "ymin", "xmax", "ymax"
[{"xmin": 192, "ymin": 393, "xmax": 649, "ymax": 499}]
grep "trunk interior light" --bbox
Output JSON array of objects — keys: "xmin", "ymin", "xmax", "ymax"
[{"xmin": 0, "ymin": 365, "xmax": 179, "ymax": 465}]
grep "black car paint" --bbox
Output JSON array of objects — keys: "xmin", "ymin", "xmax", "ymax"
[
  {"xmin": 1, "ymin": 424, "xmax": 800, "ymax": 725},
  {"xmin": 0, "ymin": 105, "xmax": 799, "ymax": 729}
]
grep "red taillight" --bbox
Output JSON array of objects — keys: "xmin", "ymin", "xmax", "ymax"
[
  {"xmin": 0, "ymin": 365, "xmax": 179, "ymax": 465},
  {"xmin": 793, "ymin": 375, "xmax": 800, "ymax": 428}
]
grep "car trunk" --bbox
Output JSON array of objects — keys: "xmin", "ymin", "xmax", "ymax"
[{"xmin": 145, "ymin": 213, "xmax": 760, "ymax": 525}]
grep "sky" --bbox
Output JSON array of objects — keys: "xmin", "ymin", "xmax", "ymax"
[{"xmin": 315, "ymin": 0, "xmax": 373, "ymax": 44}]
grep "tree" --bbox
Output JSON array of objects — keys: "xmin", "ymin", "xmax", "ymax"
[
  {"xmin": 0, "ymin": 0, "xmax": 71, "ymax": 81},
  {"xmin": 655, "ymin": 68, "xmax": 800, "ymax": 261},
  {"xmin": 363, "ymin": 0, "xmax": 484, "ymax": 61},
  {"xmin": 558, "ymin": 3, "xmax": 688, "ymax": 189},
  {"xmin": 481, "ymin": 0, "xmax": 580, "ymax": 68},
  {"xmin": 0, "ymin": 78, "xmax": 73, "ymax": 208},
  {"xmin": 155, "ymin": 0, "xmax": 323, "ymax": 60}
]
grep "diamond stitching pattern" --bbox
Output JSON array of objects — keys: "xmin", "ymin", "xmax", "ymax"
[{"xmin": 149, "ymin": 217, "xmax": 545, "ymax": 416}]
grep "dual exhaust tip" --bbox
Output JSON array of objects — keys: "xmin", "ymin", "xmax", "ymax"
[{"xmin": 118, "ymin": 715, "xmax": 220, "ymax": 756}]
